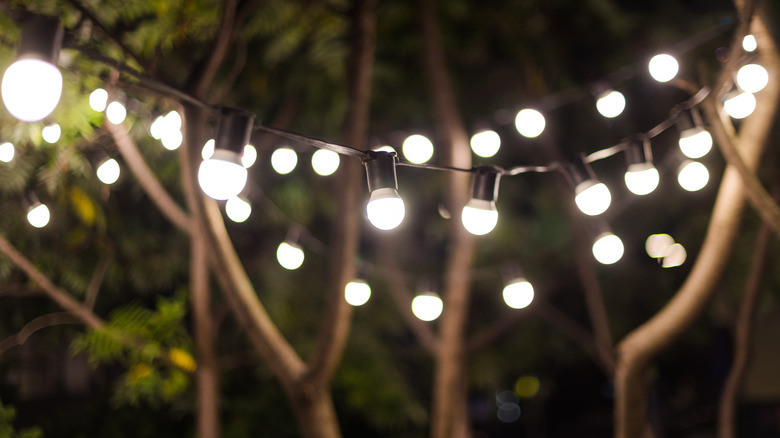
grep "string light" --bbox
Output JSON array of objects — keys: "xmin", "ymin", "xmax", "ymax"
[
  {"xmin": 648, "ymin": 53, "xmax": 679, "ymax": 82},
  {"xmin": 735, "ymin": 64, "xmax": 769, "ymax": 93},
  {"xmin": 502, "ymin": 277, "xmax": 534, "ymax": 309},
  {"xmin": 677, "ymin": 108, "xmax": 712, "ymax": 159},
  {"xmin": 311, "ymin": 149, "xmax": 340, "ymax": 176},
  {"xmin": 470, "ymin": 130, "xmax": 501, "ymax": 158},
  {"xmin": 565, "ymin": 160, "xmax": 611, "ymax": 216},
  {"xmin": 96, "ymin": 158, "xmax": 120, "ymax": 185},
  {"xmin": 661, "ymin": 243, "xmax": 687, "ymax": 267},
  {"xmin": 241, "ymin": 145, "xmax": 257, "ymax": 168},
  {"xmin": 276, "ymin": 241, "xmax": 305, "ymax": 270},
  {"xmin": 462, "ymin": 166, "xmax": 501, "ymax": 236},
  {"xmin": 198, "ymin": 108, "xmax": 252, "ymax": 200},
  {"xmin": 402, "ymin": 134, "xmax": 434, "ymax": 164},
  {"xmin": 624, "ymin": 139, "xmax": 659, "ymax": 196},
  {"xmin": 645, "ymin": 233, "xmax": 675, "ymax": 258},
  {"xmin": 364, "ymin": 151, "xmax": 405, "ymax": 231},
  {"xmin": 742, "ymin": 34, "xmax": 757, "ymax": 52},
  {"xmin": 514, "ymin": 109, "xmax": 545, "ymax": 138},
  {"xmin": 271, "ymin": 147, "xmax": 298, "ymax": 174},
  {"xmin": 595, "ymin": 89, "xmax": 626, "ymax": 118},
  {"xmin": 0, "ymin": 142, "xmax": 14, "ymax": 162},
  {"xmin": 106, "ymin": 101, "xmax": 127, "ymax": 124},
  {"xmin": 411, "ymin": 292, "xmax": 443, "ymax": 322},
  {"xmin": 677, "ymin": 160, "xmax": 709, "ymax": 192},
  {"xmin": 225, "ymin": 196, "xmax": 252, "ymax": 223},
  {"xmin": 592, "ymin": 231, "xmax": 624, "ymax": 265},
  {"xmin": 723, "ymin": 90, "xmax": 756, "ymax": 119},
  {"xmin": 89, "ymin": 88, "xmax": 108, "ymax": 112},
  {"xmin": 41, "ymin": 123, "xmax": 61, "ymax": 143},
  {"xmin": 26, "ymin": 202, "xmax": 50, "ymax": 228},
  {"xmin": 344, "ymin": 280, "xmax": 371, "ymax": 306}
]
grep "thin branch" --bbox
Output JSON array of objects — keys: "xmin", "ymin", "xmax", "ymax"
[
  {"xmin": 84, "ymin": 256, "xmax": 111, "ymax": 310},
  {"xmin": 195, "ymin": 0, "xmax": 238, "ymax": 99},
  {"xmin": 466, "ymin": 310, "xmax": 529, "ymax": 353},
  {"xmin": 0, "ymin": 284, "xmax": 43, "ymax": 297},
  {"xmin": 0, "ymin": 312, "xmax": 83, "ymax": 355},
  {"xmin": 536, "ymin": 302, "xmax": 610, "ymax": 374},
  {"xmin": 65, "ymin": 0, "xmax": 146, "ymax": 69}
]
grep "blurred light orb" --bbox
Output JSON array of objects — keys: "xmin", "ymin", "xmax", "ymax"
[
  {"xmin": 461, "ymin": 199, "xmax": 498, "ymax": 236},
  {"xmin": 89, "ymin": 88, "xmax": 108, "ymax": 112},
  {"xmin": 515, "ymin": 376, "xmax": 541, "ymax": 399},
  {"xmin": 678, "ymin": 161, "xmax": 709, "ymax": 192},
  {"xmin": 0, "ymin": 142, "xmax": 14, "ymax": 163},
  {"xmin": 402, "ymin": 134, "xmax": 434, "ymax": 164},
  {"xmin": 624, "ymin": 163, "xmax": 659, "ymax": 196},
  {"xmin": 27, "ymin": 203, "xmax": 50, "ymax": 228},
  {"xmin": 161, "ymin": 130, "xmax": 183, "ymax": 151},
  {"xmin": 662, "ymin": 243, "xmax": 687, "ymax": 268},
  {"xmin": 592, "ymin": 232, "xmax": 624, "ymax": 265},
  {"xmin": 373, "ymin": 145, "xmax": 396, "ymax": 154},
  {"xmin": 411, "ymin": 293, "xmax": 443, "ymax": 321},
  {"xmin": 150, "ymin": 115, "xmax": 166, "ymax": 140},
  {"xmin": 574, "ymin": 181, "xmax": 611, "ymax": 216},
  {"xmin": 165, "ymin": 110, "xmax": 182, "ymax": 131},
  {"xmin": 648, "ymin": 54, "xmax": 679, "ymax": 82},
  {"xmin": 225, "ymin": 197, "xmax": 252, "ymax": 223},
  {"xmin": 470, "ymin": 130, "xmax": 501, "ymax": 157},
  {"xmin": 271, "ymin": 147, "xmax": 298, "ymax": 174},
  {"xmin": 645, "ymin": 233, "xmax": 675, "ymax": 258},
  {"xmin": 514, "ymin": 109, "xmax": 545, "ymax": 138},
  {"xmin": 241, "ymin": 144, "xmax": 257, "ymax": 168},
  {"xmin": 679, "ymin": 127, "xmax": 713, "ymax": 159},
  {"xmin": 312, "ymin": 149, "xmax": 340, "ymax": 176},
  {"xmin": 202, "ymin": 139, "xmax": 215, "ymax": 160},
  {"xmin": 736, "ymin": 64, "xmax": 769, "ymax": 93},
  {"xmin": 502, "ymin": 278, "xmax": 534, "ymax": 309},
  {"xmin": 96, "ymin": 158, "xmax": 120, "ymax": 185},
  {"xmin": 198, "ymin": 151, "xmax": 248, "ymax": 200},
  {"xmin": 345, "ymin": 280, "xmax": 371, "ymax": 306},
  {"xmin": 724, "ymin": 91, "xmax": 756, "ymax": 119},
  {"xmin": 277, "ymin": 242, "xmax": 304, "ymax": 270},
  {"xmin": 366, "ymin": 188, "xmax": 405, "ymax": 231},
  {"xmin": 743, "ymin": 34, "xmax": 758, "ymax": 52},
  {"xmin": 596, "ymin": 90, "xmax": 626, "ymax": 118},
  {"xmin": 41, "ymin": 123, "xmax": 61, "ymax": 143},
  {"xmin": 497, "ymin": 404, "xmax": 521, "ymax": 423},
  {"xmin": 106, "ymin": 101, "xmax": 127, "ymax": 124},
  {"xmin": 2, "ymin": 58, "xmax": 62, "ymax": 122}
]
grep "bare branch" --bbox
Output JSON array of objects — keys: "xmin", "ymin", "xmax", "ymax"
[
  {"xmin": 0, "ymin": 284, "xmax": 43, "ymax": 297},
  {"xmin": 0, "ymin": 312, "xmax": 83, "ymax": 355},
  {"xmin": 195, "ymin": 0, "xmax": 238, "ymax": 99},
  {"xmin": 466, "ymin": 310, "xmax": 529, "ymax": 353},
  {"xmin": 84, "ymin": 257, "xmax": 112, "ymax": 310}
]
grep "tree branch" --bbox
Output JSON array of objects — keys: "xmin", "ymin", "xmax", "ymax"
[
  {"xmin": 0, "ymin": 312, "xmax": 83, "ymax": 355},
  {"xmin": 195, "ymin": 0, "xmax": 238, "ymax": 99},
  {"xmin": 84, "ymin": 256, "xmax": 112, "ymax": 310},
  {"xmin": 465, "ymin": 309, "xmax": 529, "ymax": 353}
]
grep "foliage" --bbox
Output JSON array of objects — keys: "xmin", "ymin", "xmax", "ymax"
[{"xmin": 0, "ymin": 400, "xmax": 41, "ymax": 438}]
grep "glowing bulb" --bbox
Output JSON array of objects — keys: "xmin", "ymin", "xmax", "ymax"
[
  {"xmin": 678, "ymin": 127, "xmax": 713, "ymax": 159},
  {"xmin": 41, "ymin": 123, "xmax": 61, "ymax": 143},
  {"xmin": 161, "ymin": 130, "xmax": 183, "ymax": 151},
  {"xmin": 514, "ymin": 109, "xmax": 545, "ymax": 138},
  {"xmin": 96, "ymin": 158, "xmax": 120, "ymax": 185},
  {"xmin": 1, "ymin": 59, "xmax": 62, "ymax": 122},
  {"xmin": 271, "ymin": 147, "xmax": 298, "ymax": 174},
  {"xmin": 648, "ymin": 54, "xmax": 679, "ymax": 82},
  {"xmin": 736, "ymin": 64, "xmax": 769, "ymax": 93},
  {"xmin": 345, "ymin": 280, "xmax": 371, "ymax": 306},
  {"xmin": 724, "ymin": 91, "xmax": 756, "ymax": 119},
  {"xmin": 624, "ymin": 163, "xmax": 659, "ymax": 196},
  {"xmin": 592, "ymin": 232, "xmax": 624, "ymax": 265},
  {"xmin": 574, "ymin": 181, "xmax": 611, "ymax": 216},
  {"xmin": 150, "ymin": 115, "xmax": 166, "ymax": 140},
  {"xmin": 461, "ymin": 199, "xmax": 498, "ymax": 235},
  {"xmin": 89, "ymin": 88, "xmax": 108, "ymax": 112},
  {"xmin": 0, "ymin": 142, "xmax": 14, "ymax": 162},
  {"xmin": 106, "ymin": 101, "xmax": 127, "ymax": 124},
  {"xmin": 596, "ymin": 90, "xmax": 626, "ymax": 118},
  {"xmin": 678, "ymin": 161, "xmax": 709, "ymax": 192},
  {"xmin": 276, "ymin": 242, "xmax": 304, "ymax": 270},
  {"xmin": 198, "ymin": 150, "xmax": 248, "ymax": 200},
  {"xmin": 27, "ymin": 203, "xmax": 50, "ymax": 228},
  {"xmin": 225, "ymin": 197, "xmax": 252, "ymax": 223},
  {"xmin": 411, "ymin": 293, "xmax": 443, "ymax": 321},
  {"xmin": 743, "ymin": 35, "xmax": 757, "ymax": 52},
  {"xmin": 646, "ymin": 233, "xmax": 675, "ymax": 258},
  {"xmin": 366, "ymin": 187, "xmax": 405, "ymax": 230},
  {"xmin": 502, "ymin": 279, "xmax": 534, "ymax": 309},
  {"xmin": 165, "ymin": 110, "xmax": 182, "ymax": 131},
  {"xmin": 241, "ymin": 144, "xmax": 257, "ymax": 168},
  {"xmin": 662, "ymin": 243, "xmax": 687, "ymax": 268},
  {"xmin": 402, "ymin": 134, "xmax": 434, "ymax": 164},
  {"xmin": 373, "ymin": 145, "xmax": 396, "ymax": 154},
  {"xmin": 470, "ymin": 130, "xmax": 501, "ymax": 157},
  {"xmin": 312, "ymin": 149, "xmax": 340, "ymax": 176},
  {"xmin": 201, "ymin": 139, "xmax": 215, "ymax": 160}
]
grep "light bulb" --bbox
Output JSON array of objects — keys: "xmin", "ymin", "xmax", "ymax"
[
  {"xmin": 0, "ymin": 142, "xmax": 14, "ymax": 162},
  {"xmin": 41, "ymin": 123, "xmax": 61, "ymax": 143},
  {"xmin": 574, "ymin": 181, "xmax": 611, "ymax": 216},
  {"xmin": 678, "ymin": 127, "xmax": 713, "ymax": 159},
  {"xmin": 89, "ymin": 88, "xmax": 108, "ymax": 112},
  {"xmin": 225, "ymin": 197, "xmax": 252, "ymax": 223},
  {"xmin": 106, "ymin": 101, "xmax": 127, "ymax": 124},
  {"xmin": 312, "ymin": 149, "xmax": 340, "ymax": 176},
  {"xmin": 96, "ymin": 158, "xmax": 120, "ymax": 185},
  {"xmin": 150, "ymin": 115, "xmax": 166, "ymax": 140},
  {"xmin": 736, "ymin": 64, "xmax": 769, "ymax": 94},
  {"xmin": 202, "ymin": 139, "xmax": 215, "ymax": 160},
  {"xmin": 624, "ymin": 163, "xmax": 659, "ymax": 195},
  {"xmin": 161, "ymin": 130, "xmax": 183, "ymax": 151},
  {"xmin": 662, "ymin": 243, "xmax": 687, "ymax": 268},
  {"xmin": 366, "ymin": 187, "xmax": 405, "ymax": 230},
  {"xmin": 461, "ymin": 199, "xmax": 498, "ymax": 235},
  {"xmin": 514, "ymin": 109, "xmax": 545, "ymax": 138},
  {"xmin": 678, "ymin": 161, "xmax": 709, "ymax": 192},
  {"xmin": 648, "ymin": 54, "xmax": 679, "ymax": 82},
  {"xmin": 411, "ymin": 293, "xmax": 443, "ymax": 321},
  {"xmin": 645, "ymin": 233, "xmax": 674, "ymax": 258},
  {"xmin": 596, "ymin": 90, "xmax": 626, "ymax": 118},
  {"xmin": 271, "ymin": 147, "xmax": 298, "ymax": 174},
  {"xmin": 27, "ymin": 203, "xmax": 50, "ymax": 228},
  {"xmin": 2, "ymin": 59, "xmax": 62, "ymax": 122},
  {"xmin": 592, "ymin": 232, "xmax": 624, "ymax": 265},
  {"xmin": 724, "ymin": 91, "xmax": 756, "ymax": 119},
  {"xmin": 198, "ymin": 150, "xmax": 248, "ymax": 200},
  {"xmin": 345, "ymin": 280, "xmax": 371, "ymax": 306},
  {"xmin": 241, "ymin": 144, "xmax": 257, "ymax": 168},
  {"xmin": 402, "ymin": 134, "xmax": 434, "ymax": 164},
  {"xmin": 276, "ymin": 241, "xmax": 304, "ymax": 270},
  {"xmin": 373, "ymin": 145, "xmax": 396, "ymax": 154},
  {"xmin": 165, "ymin": 110, "xmax": 182, "ymax": 131},
  {"xmin": 502, "ymin": 279, "xmax": 534, "ymax": 309},
  {"xmin": 743, "ymin": 35, "xmax": 757, "ymax": 52},
  {"xmin": 470, "ymin": 130, "xmax": 501, "ymax": 158}
]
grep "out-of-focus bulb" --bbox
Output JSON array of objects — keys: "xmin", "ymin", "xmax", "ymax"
[
  {"xmin": 366, "ymin": 187, "xmax": 405, "ymax": 230},
  {"xmin": 96, "ymin": 158, "xmax": 120, "ymax": 185},
  {"xmin": 161, "ymin": 130, "xmax": 183, "ymax": 151},
  {"xmin": 624, "ymin": 163, "xmax": 659, "ymax": 196},
  {"xmin": 502, "ymin": 278, "xmax": 534, "ymax": 309},
  {"xmin": 202, "ymin": 139, "xmax": 215, "ymax": 160},
  {"xmin": 225, "ymin": 197, "xmax": 251, "ymax": 223},
  {"xmin": 724, "ymin": 91, "xmax": 756, "ymax": 119},
  {"xmin": 736, "ymin": 64, "xmax": 769, "ymax": 94},
  {"xmin": 41, "ymin": 123, "xmax": 61, "ymax": 143},
  {"xmin": 646, "ymin": 233, "xmax": 675, "ymax": 258},
  {"xmin": 150, "ymin": 115, "xmax": 166, "ymax": 140},
  {"xmin": 743, "ymin": 35, "xmax": 758, "ymax": 52},
  {"xmin": 648, "ymin": 54, "xmax": 679, "ymax": 82},
  {"xmin": 679, "ymin": 127, "xmax": 713, "ymax": 159},
  {"xmin": 402, "ymin": 134, "xmax": 434, "ymax": 164},
  {"xmin": 678, "ymin": 161, "xmax": 709, "ymax": 192},
  {"xmin": 27, "ymin": 203, "xmax": 50, "ymax": 228},
  {"xmin": 345, "ymin": 280, "xmax": 371, "ymax": 306},
  {"xmin": 106, "ymin": 101, "xmax": 127, "ymax": 124},
  {"xmin": 574, "ymin": 181, "xmax": 611, "ymax": 216},
  {"xmin": 312, "ymin": 149, "xmax": 340, "ymax": 176},
  {"xmin": 592, "ymin": 232, "xmax": 624, "ymax": 265},
  {"xmin": 271, "ymin": 147, "xmax": 298, "ymax": 174},
  {"xmin": 2, "ymin": 59, "xmax": 62, "ymax": 122},
  {"xmin": 241, "ymin": 144, "xmax": 257, "ymax": 168},
  {"xmin": 461, "ymin": 199, "xmax": 498, "ymax": 235},
  {"xmin": 89, "ymin": 88, "xmax": 108, "ymax": 112},
  {"xmin": 411, "ymin": 293, "xmax": 443, "ymax": 321},
  {"xmin": 0, "ymin": 142, "xmax": 14, "ymax": 162},
  {"xmin": 596, "ymin": 90, "xmax": 626, "ymax": 118},
  {"xmin": 470, "ymin": 130, "xmax": 501, "ymax": 158},
  {"xmin": 373, "ymin": 145, "xmax": 396, "ymax": 154},
  {"xmin": 277, "ymin": 241, "xmax": 304, "ymax": 270},
  {"xmin": 514, "ymin": 109, "xmax": 545, "ymax": 138},
  {"xmin": 198, "ymin": 150, "xmax": 248, "ymax": 200},
  {"xmin": 662, "ymin": 243, "xmax": 687, "ymax": 268}
]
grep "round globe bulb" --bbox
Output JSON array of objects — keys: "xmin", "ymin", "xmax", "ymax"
[
  {"xmin": 662, "ymin": 243, "xmax": 687, "ymax": 268},
  {"xmin": 678, "ymin": 127, "xmax": 713, "ymax": 159},
  {"xmin": 624, "ymin": 163, "xmax": 659, "ymax": 196},
  {"xmin": 678, "ymin": 161, "xmax": 709, "ymax": 192},
  {"xmin": 514, "ymin": 109, "xmax": 545, "ymax": 138},
  {"xmin": 1, "ymin": 58, "xmax": 62, "ymax": 122},
  {"xmin": 197, "ymin": 150, "xmax": 248, "ymax": 200},
  {"xmin": 312, "ymin": 149, "xmax": 340, "ymax": 176},
  {"xmin": 96, "ymin": 158, "xmax": 120, "ymax": 185},
  {"xmin": 596, "ymin": 90, "xmax": 626, "ymax": 118},
  {"xmin": 366, "ymin": 187, "xmax": 405, "ymax": 231},
  {"xmin": 574, "ymin": 181, "xmax": 611, "ymax": 216},
  {"xmin": 271, "ymin": 147, "xmax": 298, "ymax": 174},
  {"xmin": 41, "ymin": 123, "xmax": 61, "ymax": 143},
  {"xmin": 165, "ymin": 110, "xmax": 182, "ymax": 131},
  {"xmin": 201, "ymin": 139, "xmax": 215, "ymax": 160},
  {"xmin": 150, "ymin": 115, "xmax": 166, "ymax": 140},
  {"xmin": 461, "ymin": 199, "xmax": 498, "ymax": 235},
  {"xmin": 502, "ymin": 279, "xmax": 534, "ymax": 309},
  {"xmin": 411, "ymin": 293, "xmax": 443, "ymax": 321},
  {"xmin": 225, "ymin": 197, "xmax": 252, "ymax": 223},
  {"xmin": 161, "ymin": 130, "xmax": 183, "ymax": 151},
  {"xmin": 592, "ymin": 232, "xmax": 624, "ymax": 265},
  {"xmin": 402, "ymin": 134, "xmax": 434, "ymax": 164},
  {"xmin": 106, "ymin": 101, "xmax": 127, "ymax": 124},
  {"xmin": 27, "ymin": 203, "xmax": 50, "ymax": 228},
  {"xmin": 277, "ymin": 242, "xmax": 304, "ymax": 270},
  {"xmin": 89, "ymin": 88, "xmax": 108, "ymax": 112},
  {"xmin": 736, "ymin": 64, "xmax": 769, "ymax": 94},
  {"xmin": 0, "ymin": 142, "xmax": 14, "ymax": 163},
  {"xmin": 724, "ymin": 91, "xmax": 756, "ymax": 119},
  {"xmin": 470, "ymin": 130, "xmax": 501, "ymax": 158},
  {"xmin": 345, "ymin": 280, "xmax": 371, "ymax": 306},
  {"xmin": 742, "ymin": 35, "xmax": 758, "ymax": 52},
  {"xmin": 241, "ymin": 144, "xmax": 257, "ymax": 168},
  {"xmin": 645, "ymin": 233, "xmax": 675, "ymax": 258},
  {"xmin": 648, "ymin": 54, "xmax": 679, "ymax": 82}
]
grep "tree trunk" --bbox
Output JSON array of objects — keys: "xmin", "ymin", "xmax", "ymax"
[{"xmin": 286, "ymin": 385, "xmax": 343, "ymax": 438}]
